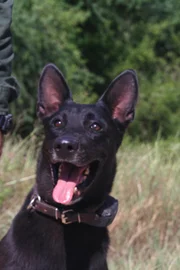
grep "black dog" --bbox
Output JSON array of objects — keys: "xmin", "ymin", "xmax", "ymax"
[{"xmin": 0, "ymin": 64, "xmax": 138, "ymax": 270}]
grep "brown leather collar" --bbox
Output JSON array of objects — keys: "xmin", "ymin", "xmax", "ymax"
[{"xmin": 27, "ymin": 195, "xmax": 118, "ymax": 227}]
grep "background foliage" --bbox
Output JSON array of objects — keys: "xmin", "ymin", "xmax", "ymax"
[
  {"xmin": 1, "ymin": 2, "xmax": 180, "ymax": 268},
  {"xmin": 11, "ymin": 0, "xmax": 180, "ymax": 140}
]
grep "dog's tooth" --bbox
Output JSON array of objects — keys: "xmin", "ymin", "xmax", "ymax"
[
  {"xmin": 84, "ymin": 167, "xmax": 90, "ymax": 176},
  {"xmin": 58, "ymin": 164, "xmax": 62, "ymax": 177},
  {"xmin": 74, "ymin": 187, "xmax": 81, "ymax": 197}
]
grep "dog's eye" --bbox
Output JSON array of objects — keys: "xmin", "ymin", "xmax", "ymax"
[
  {"xmin": 54, "ymin": 120, "xmax": 63, "ymax": 128},
  {"xmin": 90, "ymin": 122, "xmax": 102, "ymax": 132}
]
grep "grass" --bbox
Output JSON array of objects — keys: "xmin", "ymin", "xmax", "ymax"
[
  {"xmin": 0, "ymin": 136, "xmax": 180, "ymax": 269},
  {"xmin": 0, "ymin": 134, "xmax": 37, "ymax": 237}
]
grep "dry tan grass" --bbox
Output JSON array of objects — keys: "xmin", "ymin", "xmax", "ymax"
[
  {"xmin": 109, "ymin": 140, "xmax": 180, "ymax": 269},
  {"xmin": 0, "ymin": 135, "xmax": 36, "ymax": 238},
  {"xmin": 0, "ymin": 137, "xmax": 180, "ymax": 269}
]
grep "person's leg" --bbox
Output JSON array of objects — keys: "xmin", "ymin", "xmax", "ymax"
[{"xmin": 0, "ymin": 0, "xmax": 19, "ymax": 156}]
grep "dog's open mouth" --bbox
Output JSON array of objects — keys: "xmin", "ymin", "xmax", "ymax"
[{"xmin": 52, "ymin": 161, "xmax": 99, "ymax": 205}]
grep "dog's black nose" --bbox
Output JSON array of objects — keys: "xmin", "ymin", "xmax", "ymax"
[{"xmin": 54, "ymin": 138, "xmax": 78, "ymax": 153}]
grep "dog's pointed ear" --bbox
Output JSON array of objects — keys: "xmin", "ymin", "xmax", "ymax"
[
  {"xmin": 37, "ymin": 64, "xmax": 72, "ymax": 119},
  {"xmin": 98, "ymin": 70, "xmax": 138, "ymax": 127}
]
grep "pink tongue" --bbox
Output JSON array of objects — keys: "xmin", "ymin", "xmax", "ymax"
[
  {"xmin": 53, "ymin": 179, "xmax": 78, "ymax": 205},
  {"xmin": 52, "ymin": 164, "xmax": 86, "ymax": 205}
]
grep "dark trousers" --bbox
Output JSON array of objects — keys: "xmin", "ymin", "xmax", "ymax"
[{"xmin": 0, "ymin": 0, "xmax": 19, "ymax": 114}]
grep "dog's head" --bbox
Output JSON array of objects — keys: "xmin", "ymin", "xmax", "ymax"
[{"xmin": 37, "ymin": 64, "xmax": 138, "ymax": 207}]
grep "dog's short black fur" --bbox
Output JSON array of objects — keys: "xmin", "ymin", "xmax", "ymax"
[{"xmin": 0, "ymin": 64, "xmax": 138, "ymax": 270}]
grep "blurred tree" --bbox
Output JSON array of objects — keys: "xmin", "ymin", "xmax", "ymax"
[
  {"xmin": 68, "ymin": 0, "xmax": 180, "ymax": 140},
  {"xmin": 11, "ymin": 0, "xmax": 180, "ymax": 140},
  {"xmin": 11, "ymin": 0, "xmax": 99, "ymax": 136}
]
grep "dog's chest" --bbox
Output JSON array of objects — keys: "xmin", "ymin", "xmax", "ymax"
[{"xmin": 11, "ymin": 212, "xmax": 108, "ymax": 270}]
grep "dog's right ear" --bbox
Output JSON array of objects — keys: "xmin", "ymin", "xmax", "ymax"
[
  {"xmin": 37, "ymin": 64, "xmax": 72, "ymax": 119},
  {"xmin": 98, "ymin": 69, "xmax": 138, "ymax": 127}
]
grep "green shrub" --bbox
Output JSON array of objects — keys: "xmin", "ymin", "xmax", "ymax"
[
  {"xmin": 10, "ymin": 0, "xmax": 180, "ymax": 141},
  {"xmin": 11, "ymin": 0, "xmax": 99, "ymax": 136}
]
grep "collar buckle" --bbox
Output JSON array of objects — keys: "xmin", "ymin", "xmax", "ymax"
[{"xmin": 61, "ymin": 209, "xmax": 75, "ymax": 224}]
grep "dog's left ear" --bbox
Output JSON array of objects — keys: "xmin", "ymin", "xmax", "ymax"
[
  {"xmin": 98, "ymin": 69, "xmax": 138, "ymax": 127},
  {"xmin": 37, "ymin": 64, "xmax": 72, "ymax": 119}
]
